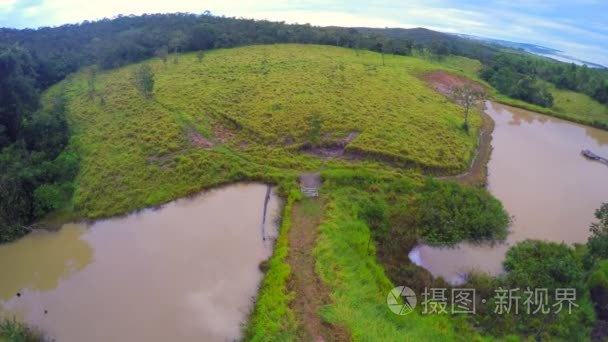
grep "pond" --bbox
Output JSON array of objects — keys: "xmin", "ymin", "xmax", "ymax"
[
  {"xmin": 410, "ymin": 102, "xmax": 608, "ymax": 283},
  {"xmin": 0, "ymin": 183, "xmax": 281, "ymax": 341}
]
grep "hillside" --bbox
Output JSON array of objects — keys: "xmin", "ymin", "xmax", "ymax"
[
  {"xmin": 49, "ymin": 44, "xmax": 482, "ymax": 218},
  {"xmin": 361, "ymin": 27, "xmax": 502, "ymax": 62}
]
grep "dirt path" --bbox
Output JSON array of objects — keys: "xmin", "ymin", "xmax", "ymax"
[{"xmin": 287, "ymin": 198, "xmax": 350, "ymax": 342}]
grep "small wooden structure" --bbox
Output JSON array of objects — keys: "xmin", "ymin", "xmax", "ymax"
[
  {"xmin": 299, "ymin": 173, "xmax": 321, "ymax": 198},
  {"xmin": 581, "ymin": 149, "xmax": 608, "ymax": 165}
]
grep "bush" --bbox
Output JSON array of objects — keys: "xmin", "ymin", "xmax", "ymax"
[
  {"xmin": 504, "ymin": 240, "xmax": 584, "ymax": 291},
  {"xmin": 33, "ymin": 183, "xmax": 72, "ymax": 217},
  {"xmin": 474, "ymin": 240, "xmax": 595, "ymax": 339},
  {"xmin": 0, "ymin": 317, "xmax": 40, "ymax": 342},
  {"xmin": 585, "ymin": 203, "xmax": 608, "ymax": 268},
  {"xmin": 415, "ymin": 180, "xmax": 510, "ymax": 245},
  {"xmin": 588, "ymin": 260, "xmax": 608, "ymax": 320}
]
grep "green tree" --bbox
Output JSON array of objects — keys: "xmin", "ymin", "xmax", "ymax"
[
  {"xmin": 0, "ymin": 45, "xmax": 39, "ymax": 145},
  {"xmin": 428, "ymin": 41, "xmax": 450, "ymax": 60},
  {"xmin": 132, "ymin": 65, "xmax": 155, "ymax": 99},
  {"xmin": 155, "ymin": 46, "xmax": 169, "ymax": 67},
  {"xmin": 451, "ymin": 85, "xmax": 485, "ymax": 133},
  {"xmin": 86, "ymin": 66, "xmax": 97, "ymax": 100}
]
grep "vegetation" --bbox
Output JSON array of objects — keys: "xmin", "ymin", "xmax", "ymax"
[
  {"xmin": 42, "ymin": 44, "xmax": 485, "ymax": 220},
  {"xmin": 585, "ymin": 203, "xmax": 608, "ymax": 268},
  {"xmin": 1, "ymin": 11, "xmax": 606, "ymax": 342},
  {"xmin": 2, "ymin": 12, "xmax": 608, "ymax": 237},
  {"xmin": 244, "ymin": 188, "xmax": 300, "ymax": 341},
  {"xmin": 131, "ymin": 65, "xmax": 154, "ymax": 98},
  {"xmin": 451, "ymin": 85, "xmax": 486, "ymax": 133},
  {"xmin": 312, "ymin": 171, "xmax": 493, "ymax": 340},
  {"xmin": 465, "ymin": 240, "xmax": 595, "ymax": 340},
  {"xmin": 483, "ymin": 52, "xmax": 608, "ymax": 128},
  {"xmin": 0, "ymin": 45, "xmax": 77, "ymax": 240},
  {"xmin": 0, "ymin": 317, "xmax": 40, "ymax": 342}
]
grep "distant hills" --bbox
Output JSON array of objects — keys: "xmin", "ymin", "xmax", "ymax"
[{"xmin": 454, "ymin": 33, "xmax": 607, "ymax": 69}]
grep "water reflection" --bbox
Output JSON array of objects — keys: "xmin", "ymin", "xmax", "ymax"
[
  {"xmin": 0, "ymin": 225, "xmax": 93, "ymax": 301},
  {"xmin": 411, "ymin": 102, "xmax": 608, "ymax": 282},
  {"xmin": 0, "ymin": 183, "xmax": 280, "ymax": 342}
]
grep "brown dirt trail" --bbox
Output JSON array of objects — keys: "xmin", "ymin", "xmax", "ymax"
[{"xmin": 287, "ymin": 198, "xmax": 351, "ymax": 341}]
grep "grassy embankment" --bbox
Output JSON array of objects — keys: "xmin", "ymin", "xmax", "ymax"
[{"xmin": 37, "ymin": 44, "xmax": 510, "ymax": 340}]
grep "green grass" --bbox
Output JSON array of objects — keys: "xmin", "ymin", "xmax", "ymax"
[
  {"xmin": 433, "ymin": 55, "xmax": 483, "ymax": 76},
  {"xmin": 313, "ymin": 175, "xmax": 496, "ymax": 341},
  {"xmin": 244, "ymin": 189, "xmax": 300, "ymax": 341},
  {"xmin": 43, "ymin": 44, "xmax": 484, "ymax": 219}
]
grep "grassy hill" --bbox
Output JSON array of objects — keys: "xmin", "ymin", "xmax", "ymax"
[{"xmin": 48, "ymin": 44, "xmax": 482, "ymax": 219}]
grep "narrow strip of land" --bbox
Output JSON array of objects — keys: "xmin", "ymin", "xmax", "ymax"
[
  {"xmin": 287, "ymin": 198, "xmax": 350, "ymax": 342},
  {"xmin": 439, "ymin": 106, "xmax": 495, "ymax": 186}
]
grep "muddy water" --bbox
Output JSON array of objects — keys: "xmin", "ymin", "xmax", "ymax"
[
  {"xmin": 0, "ymin": 183, "xmax": 280, "ymax": 342},
  {"xmin": 410, "ymin": 102, "xmax": 608, "ymax": 283}
]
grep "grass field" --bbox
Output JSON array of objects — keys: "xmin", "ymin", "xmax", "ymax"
[{"xmin": 45, "ymin": 44, "xmax": 484, "ymax": 219}]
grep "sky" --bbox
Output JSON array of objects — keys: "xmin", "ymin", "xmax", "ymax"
[{"xmin": 1, "ymin": 0, "xmax": 607, "ymax": 66}]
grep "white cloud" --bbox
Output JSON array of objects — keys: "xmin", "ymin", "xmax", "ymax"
[{"xmin": 0, "ymin": 0, "xmax": 16, "ymax": 13}]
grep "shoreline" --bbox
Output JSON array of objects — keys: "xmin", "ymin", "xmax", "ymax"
[{"xmin": 438, "ymin": 102, "xmax": 495, "ymax": 187}]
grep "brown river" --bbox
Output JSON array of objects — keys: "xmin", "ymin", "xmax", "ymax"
[
  {"xmin": 0, "ymin": 183, "xmax": 280, "ymax": 341},
  {"xmin": 410, "ymin": 102, "xmax": 608, "ymax": 283}
]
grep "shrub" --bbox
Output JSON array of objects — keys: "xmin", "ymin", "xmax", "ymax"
[
  {"xmin": 0, "ymin": 317, "xmax": 40, "ymax": 342},
  {"xmin": 415, "ymin": 180, "xmax": 510, "ymax": 245},
  {"xmin": 585, "ymin": 203, "xmax": 608, "ymax": 268}
]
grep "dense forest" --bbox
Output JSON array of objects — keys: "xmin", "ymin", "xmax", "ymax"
[{"xmin": 1, "ymin": 12, "xmax": 608, "ymax": 237}]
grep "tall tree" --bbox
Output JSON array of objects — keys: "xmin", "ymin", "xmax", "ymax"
[
  {"xmin": 155, "ymin": 46, "xmax": 169, "ymax": 67},
  {"xmin": 451, "ymin": 85, "xmax": 485, "ymax": 133},
  {"xmin": 132, "ymin": 65, "xmax": 155, "ymax": 99},
  {"xmin": 0, "ymin": 45, "xmax": 39, "ymax": 145}
]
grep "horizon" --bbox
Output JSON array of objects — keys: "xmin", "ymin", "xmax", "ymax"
[{"xmin": 0, "ymin": 1, "xmax": 607, "ymax": 66}]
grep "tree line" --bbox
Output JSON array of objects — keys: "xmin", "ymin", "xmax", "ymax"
[{"xmin": 0, "ymin": 45, "xmax": 77, "ymax": 241}]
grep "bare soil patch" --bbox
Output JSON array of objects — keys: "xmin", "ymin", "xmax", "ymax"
[
  {"xmin": 303, "ymin": 131, "xmax": 359, "ymax": 158},
  {"xmin": 422, "ymin": 71, "xmax": 494, "ymax": 186},
  {"xmin": 213, "ymin": 124, "xmax": 236, "ymax": 144},
  {"xmin": 287, "ymin": 199, "xmax": 351, "ymax": 341},
  {"xmin": 188, "ymin": 131, "xmax": 214, "ymax": 149},
  {"xmin": 423, "ymin": 71, "xmax": 485, "ymax": 97}
]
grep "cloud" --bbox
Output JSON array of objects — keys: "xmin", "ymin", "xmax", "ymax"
[
  {"xmin": 0, "ymin": 0, "xmax": 17, "ymax": 12},
  {"xmin": 1, "ymin": 0, "xmax": 607, "ymax": 66}
]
